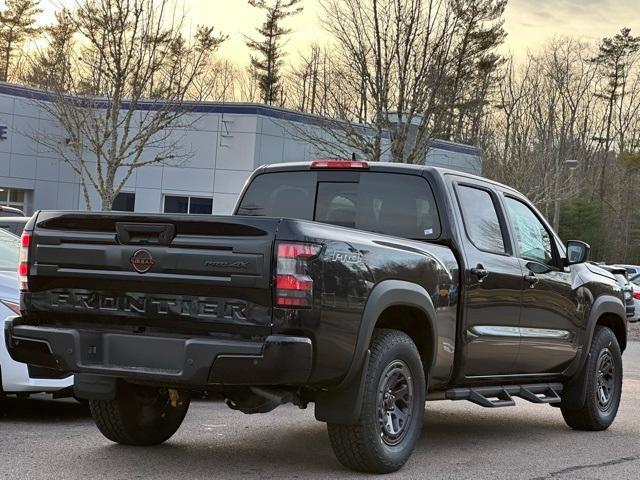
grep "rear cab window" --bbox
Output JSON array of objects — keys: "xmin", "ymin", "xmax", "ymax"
[{"xmin": 237, "ymin": 170, "xmax": 441, "ymax": 240}]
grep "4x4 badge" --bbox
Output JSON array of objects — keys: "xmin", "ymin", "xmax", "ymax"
[{"xmin": 130, "ymin": 249, "xmax": 155, "ymax": 274}]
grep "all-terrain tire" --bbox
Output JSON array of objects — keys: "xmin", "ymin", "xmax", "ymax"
[
  {"xmin": 327, "ymin": 329, "xmax": 426, "ymax": 473},
  {"xmin": 89, "ymin": 382, "xmax": 190, "ymax": 446},
  {"xmin": 561, "ymin": 326, "xmax": 623, "ymax": 431}
]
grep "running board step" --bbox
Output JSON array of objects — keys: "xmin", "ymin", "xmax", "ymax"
[{"xmin": 444, "ymin": 383, "xmax": 563, "ymax": 408}]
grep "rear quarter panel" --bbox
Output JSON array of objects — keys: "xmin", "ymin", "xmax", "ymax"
[{"xmin": 274, "ymin": 219, "xmax": 459, "ymax": 387}]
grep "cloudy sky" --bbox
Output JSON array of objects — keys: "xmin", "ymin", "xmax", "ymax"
[{"xmin": 35, "ymin": 0, "xmax": 639, "ymax": 61}]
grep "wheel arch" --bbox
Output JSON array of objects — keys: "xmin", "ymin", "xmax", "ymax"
[
  {"xmin": 595, "ymin": 313, "xmax": 627, "ymax": 352},
  {"xmin": 315, "ymin": 280, "xmax": 437, "ymax": 425},
  {"xmin": 586, "ymin": 295, "xmax": 627, "ymax": 353},
  {"xmin": 338, "ymin": 279, "xmax": 438, "ymax": 390},
  {"xmin": 374, "ymin": 304, "xmax": 435, "ymax": 384},
  {"xmin": 561, "ymin": 294, "xmax": 626, "ymax": 409}
]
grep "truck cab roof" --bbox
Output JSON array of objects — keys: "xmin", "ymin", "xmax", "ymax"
[{"xmin": 256, "ymin": 161, "xmax": 523, "ymax": 197}]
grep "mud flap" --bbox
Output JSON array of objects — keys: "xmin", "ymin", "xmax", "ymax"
[
  {"xmin": 560, "ymin": 352, "xmax": 591, "ymax": 409},
  {"xmin": 314, "ymin": 351, "xmax": 369, "ymax": 424}
]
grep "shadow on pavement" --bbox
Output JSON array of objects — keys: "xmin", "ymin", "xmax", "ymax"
[
  {"xmin": 0, "ymin": 396, "xmax": 91, "ymax": 422},
  {"xmin": 71, "ymin": 405, "xmax": 581, "ymax": 477},
  {"xmin": 2, "ymin": 399, "xmax": 631, "ymax": 479}
]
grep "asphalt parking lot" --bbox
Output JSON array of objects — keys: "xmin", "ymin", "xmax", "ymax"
[{"xmin": 1, "ymin": 341, "xmax": 639, "ymax": 480}]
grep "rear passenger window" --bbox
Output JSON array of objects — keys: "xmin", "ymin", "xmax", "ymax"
[{"xmin": 457, "ymin": 185, "xmax": 505, "ymax": 254}]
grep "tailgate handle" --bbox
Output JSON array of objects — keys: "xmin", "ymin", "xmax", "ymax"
[{"xmin": 116, "ymin": 223, "xmax": 175, "ymax": 245}]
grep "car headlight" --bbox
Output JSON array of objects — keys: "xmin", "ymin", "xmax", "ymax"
[{"xmin": 0, "ymin": 299, "xmax": 21, "ymax": 315}]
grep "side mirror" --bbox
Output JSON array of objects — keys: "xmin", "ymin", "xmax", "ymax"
[{"xmin": 565, "ymin": 240, "xmax": 590, "ymax": 266}]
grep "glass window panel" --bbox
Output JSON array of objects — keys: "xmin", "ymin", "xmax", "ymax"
[
  {"xmin": 458, "ymin": 186, "xmax": 505, "ymax": 254},
  {"xmin": 314, "ymin": 174, "xmax": 440, "ymax": 239},
  {"xmin": 238, "ymin": 172, "xmax": 316, "ymax": 219},
  {"xmin": 164, "ymin": 195, "xmax": 189, "ymax": 214},
  {"xmin": 189, "ymin": 197, "xmax": 213, "ymax": 215},
  {"xmin": 0, "ymin": 228, "xmax": 19, "ymax": 269},
  {"xmin": 504, "ymin": 197, "xmax": 554, "ymax": 266},
  {"xmin": 10, "ymin": 190, "xmax": 24, "ymax": 203},
  {"xmin": 112, "ymin": 192, "xmax": 136, "ymax": 212}
]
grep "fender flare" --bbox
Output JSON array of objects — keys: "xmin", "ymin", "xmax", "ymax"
[
  {"xmin": 315, "ymin": 280, "xmax": 437, "ymax": 424},
  {"xmin": 338, "ymin": 279, "xmax": 438, "ymax": 389},
  {"xmin": 562, "ymin": 294, "xmax": 626, "ymax": 408}
]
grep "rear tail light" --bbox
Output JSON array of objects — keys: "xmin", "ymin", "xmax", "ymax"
[
  {"xmin": 19, "ymin": 232, "xmax": 31, "ymax": 291},
  {"xmin": 634, "ymin": 291, "xmax": 640, "ymax": 300},
  {"xmin": 275, "ymin": 242, "xmax": 321, "ymax": 308}
]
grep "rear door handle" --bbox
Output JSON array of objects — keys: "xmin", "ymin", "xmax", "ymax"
[
  {"xmin": 471, "ymin": 265, "xmax": 489, "ymax": 281},
  {"xmin": 524, "ymin": 273, "xmax": 539, "ymax": 287}
]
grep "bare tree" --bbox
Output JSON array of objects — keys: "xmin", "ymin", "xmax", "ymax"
[
  {"xmin": 289, "ymin": 43, "xmax": 324, "ymax": 114},
  {"xmin": 289, "ymin": 0, "xmax": 457, "ymax": 164},
  {"xmin": 30, "ymin": 0, "xmax": 226, "ymax": 211},
  {"xmin": 480, "ymin": 33, "xmax": 640, "ymax": 262},
  {"xmin": 22, "ymin": 9, "xmax": 76, "ymax": 91},
  {"xmin": 190, "ymin": 58, "xmax": 243, "ymax": 102},
  {"xmin": 484, "ymin": 41, "xmax": 599, "ymax": 209}
]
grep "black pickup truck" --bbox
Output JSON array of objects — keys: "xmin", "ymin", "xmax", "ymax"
[{"xmin": 6, "ymin": 161, "xmax": 628, "ymax": 473}]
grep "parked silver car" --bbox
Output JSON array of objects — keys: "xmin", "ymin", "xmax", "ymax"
[{"xmin": 0, "ymin": 228, "xmax": 74, "ymax": 396}]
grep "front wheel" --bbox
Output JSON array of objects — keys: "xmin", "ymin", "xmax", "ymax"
[
  {"xmin": 327, "ymin": 329, "xmax": 426, "ymax": 473},
  {"xmin": 561, "ymin": 326, "xmax": 623, "ymax": 431},
  {"xmin": 89, "ymin": 382, "xmax": 190, "ymax": 446}
]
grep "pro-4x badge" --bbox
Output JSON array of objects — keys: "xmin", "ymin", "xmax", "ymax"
[{"xmin": 130, "ymin": 249, "xmax": 155, "ymax": 274}]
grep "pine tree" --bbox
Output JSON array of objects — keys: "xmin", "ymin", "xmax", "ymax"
[
  {"xmin": 23, "ymin": 9, "xmax": 76, "ymax": 91},
  {"xmin": 0, "ymin": 0, "xmax": 42, "ymax": 82},
  {"xmin": 245, "ymin": 0, "xmax": 302, "ymax": 105},
  {"xmin": 590, "ymin": 27, "xmax": 640, "ymax": 197},
  {"xmin": 442, "ymin": 0, "xmax": 507, "ymax": 142}
]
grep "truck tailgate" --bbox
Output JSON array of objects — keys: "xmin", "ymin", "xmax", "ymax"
[{"xmin": 23, "ymin": 212, "xmax": 280, "ymax": 334}]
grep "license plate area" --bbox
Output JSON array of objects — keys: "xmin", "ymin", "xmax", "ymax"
[{"xmin": 101, "ymin": 334, "xmax": 185, "ymax": 373}]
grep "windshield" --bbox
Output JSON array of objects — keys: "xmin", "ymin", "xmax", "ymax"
[
  {"xmin": 0, "ymin": 228, "xmax": 20, "ymax": 270},
  {"xmin": 631, "ymin": 273, "xmax": 640, "ymax": 284}
]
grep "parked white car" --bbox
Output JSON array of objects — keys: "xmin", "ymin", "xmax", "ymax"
[
  {"xmin": 0, "ymin": 228, "xmax": 73, "ymax": 396},
  {"xmin": 630, "ymin": 274, "xmax": 640, "ymax": 323},
  {"xmin": 619, "ymin": 264, "xmax": 640, "ymax": 277}
]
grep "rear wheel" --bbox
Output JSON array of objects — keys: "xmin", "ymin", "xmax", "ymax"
[
  {"xmin": 327, "ymin": 329, "xmax": 426, "ymax": 473},
  {"xmin": 89, "ymin": 382, "xmax": 190, "ymax": 446},
  {"xmin": 561, "ymin": 326, "xmax": 622, "ymax": 431}
]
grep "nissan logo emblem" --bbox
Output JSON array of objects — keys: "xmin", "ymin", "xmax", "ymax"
[{"xmin": 130, "ymin": 249, "xmax": 155, "ymax": 274}]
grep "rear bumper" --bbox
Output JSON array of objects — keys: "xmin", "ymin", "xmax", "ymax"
[{"xmin": 5, "ymin": 319, "xmax": 313, "ymax": 387}]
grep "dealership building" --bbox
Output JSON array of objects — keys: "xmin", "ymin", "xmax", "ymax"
[{"xmin": 0, "ymin": 82, "xmax": 482, "ymax": 216}]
